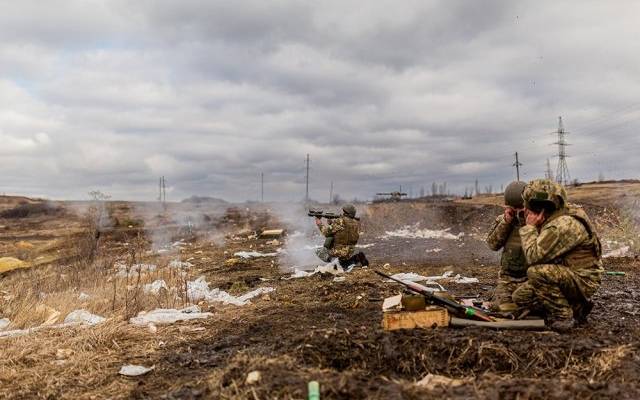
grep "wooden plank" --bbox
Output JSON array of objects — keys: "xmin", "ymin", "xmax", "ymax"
[{"xmin": 450, "ymin": 317, "xmax": 546, "ymax": 330}]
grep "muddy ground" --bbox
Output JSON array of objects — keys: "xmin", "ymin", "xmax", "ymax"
[{"xmin": 0, "ymin": 192, "xmax": 639, "ymax": 399}]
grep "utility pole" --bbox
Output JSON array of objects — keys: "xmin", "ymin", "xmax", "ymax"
[
  {"xmin": 554, "ymin": 116, "xmax": 571, "ymax": 186},
  {"xmin": 513, "ymin": 152, "xmax": 523, "ymax": 181},
  {"xmin": 329, "ymin": 181, "xmax": 333, "ymax": 204},
  {"xmin": 305, "ymin": 154, "xmax": 310, "ymax": 202},
  {"xmin": 260, "ymin": 172, "xmax": 264, "ymax": 203},
  {"xmin": 162, "ymin": 176, "xmax": 166, "ymax": 203},
  {"xmin": 474, "ymin": 178, "xmax": 479, "ymax": 196},
  {"xmin": 158, "ymin": 177, "xmax": 162, "ymax": 202},
  {"xmin": 545, "ymin": 158, "xmax": 554, "ymax": 181}
]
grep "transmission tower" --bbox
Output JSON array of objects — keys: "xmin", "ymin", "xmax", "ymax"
[
  {"xmin": 513, "ymin": 152, "xmax": 523, "ymax": 181},
  {"xmin": 554, "ymin": 116, "xmax": 571, "ymax": 186},
  {"xmin": 545, "ymin": 158, "xmax": 553, "ymax": 181}
]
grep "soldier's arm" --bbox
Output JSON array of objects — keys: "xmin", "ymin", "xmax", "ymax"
[
  {"xmin": 319, "ymin": 218, "xmax": 345, "ymax": 237},
  {"xmin": 486, "ymin": 215, "xmax": 513, "ymax": 251},
  {"xmin": 519, "ymin": 216, "xmax": 589, "ymax": 265}
]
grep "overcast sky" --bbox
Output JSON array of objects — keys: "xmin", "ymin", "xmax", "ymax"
[{"xmin": 1, "ymin": 1, "xmax": 639, "ymax": 202}]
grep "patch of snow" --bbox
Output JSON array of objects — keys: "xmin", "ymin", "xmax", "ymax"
[
  {"xmin": 64, "ymin": 310, "xmax": 106, "ymax": 325},
  {"xmin": 169, "ymin": 260, "xmax": 193, "ymax": 269},
  {"xmin": 129, "ymin": 305, "xmax": 213, "ymax": 326},
  {"xmin": 355, "ymin": 243, "xmax": 375, "ymax": 249},
  {"xmin": 234, "ymin": 251, "xmax": 279, "ymax": 259},
  {"xmin": 187, "ymin": 277, "xmax": 275, "ymax": 305},
  {"xmin": 119, "ymin": 364, "xmax": 154, "ymax": 377},
  {"xmin": 115, "ymin": 262, "xmax": 157, "ymax": 277},
  {"xmin": 143, "ymin": 280, "xmax": 168, "ymax": 294},
  {"xmin": 426, "ymin": 248, "xmax": 443, "ymax": 253},
  {"xmin": 381, "ymin": 224, "xmax": 463, "ymax": 240}
]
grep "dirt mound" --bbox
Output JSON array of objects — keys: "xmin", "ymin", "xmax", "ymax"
[{"xmin": 0, "ymin": 202, "xmax": 64, "ymax": 219}]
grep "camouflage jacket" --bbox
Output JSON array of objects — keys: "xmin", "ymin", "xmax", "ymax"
[
  {"xmin": 519, "ymin": 207, "xmax": 603, "ymax": 274},
  {"xmin": 318, "ymin": 216, "xmax": 359, "ymax": 260},
  {"xmin": 486, "ymin": 214, "xmax": 527, "ymax": 278}
]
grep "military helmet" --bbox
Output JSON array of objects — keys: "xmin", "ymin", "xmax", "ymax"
[
  {"xmin": 504, "ymin": 181, "xmax": 526, "ymax": 207},
  {"xmin": 342, "ymin": 204, "xmax": 357, "ymax": 218},
  {"xmin": 522, "ymin": 179, "xmax": 567, "ymax": 212}
]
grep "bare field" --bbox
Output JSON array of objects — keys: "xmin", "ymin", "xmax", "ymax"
[{"xmin": 0, "ymin": 184, "xmax": 639, "ymax": 399}]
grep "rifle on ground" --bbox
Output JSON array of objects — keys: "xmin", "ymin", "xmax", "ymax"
[
  {"xmin": 374, "ymin": 270, "xmax": 494, "ymax": 322},
  {"xmin": 308, "ymin": 209, "xmax": 360, "ymax": 221}
]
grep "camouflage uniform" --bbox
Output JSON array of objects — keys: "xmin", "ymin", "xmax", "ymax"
[
  {"xmin": 316, "ymin": 216, "xmax": 360, "ymax": 262},
  {"xmin": 512, "ymin": 180, "xmax": 604, "ymax": 322},
  {"xmin": 486, "ymin": 214, "xmax": 527, "ymax": 310}
]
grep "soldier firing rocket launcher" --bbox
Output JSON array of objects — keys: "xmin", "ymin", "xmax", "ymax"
[{"xmin": 308, "ymin": 209, "xmax": 360, "ymax": 221}]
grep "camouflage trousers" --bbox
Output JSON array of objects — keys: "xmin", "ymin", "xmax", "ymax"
[
  {"xmin": 315, "ymin": 245, "xmax": 354, "ymax": 263},
  {"xmin": 492, "ymin": 274, "xmax": 527, "ymax": 312},
  {"xmin": 512, "ymin": 264, "xmax": 600, "ymax": 321}
]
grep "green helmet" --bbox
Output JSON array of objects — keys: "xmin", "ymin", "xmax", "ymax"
[
  {"xmin": 342, "ymin": 204, "xmax": 357, "ymax": 218},
  {"xmin": 522, "ymin": 179, "xmax": 567, "ymax": 212},
  {"xmin": 504, "ymin": 181, "xmax": 526, "ymax": 208}
]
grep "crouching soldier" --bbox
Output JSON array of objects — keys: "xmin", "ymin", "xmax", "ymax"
[
  {"xmin": 512, "ymin": 179, "xmax": 604, "ymax": 332},
  {"xmin": 486, "ymin": 181, "xmax": 528, "ymax": 313},
  {"xmin": 315, "ymin": 204, "xmax": 369, "ymax": 269}
]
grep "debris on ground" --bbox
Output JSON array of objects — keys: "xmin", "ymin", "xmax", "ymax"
[
  {"xmin": 63, "ymin": 310, "xmax": 106, "ymax": 325},
  {"xmin": 77, "ymin": 292, "xmax": 91, "ymax": 301},
  {"xmin": 414, "ymin": 373, "xmax": 470, "ymax": 389},
  {"xmin": 0, "ymin": 257, "xmax": 29, "ymax": 273},
  {"xmin": 245, "ymin": 370, "xmax": 262, "ymax": 385},
  {"xmin": 604, "ymin": 246, "xmax": 631, "ymax": 258},
  {"xmin": 129, "ymin": 305, "xmax": 213, "ymax": 326},
  {"xmin": 259, "ymin": 229, "xmax": 285, "ymax": 239},
  {"xmin": 187, "ymin": 277, "xmax": 275, "ymax": 305},
  {"xmin": 115, "ymin": 262, "xmax": 157, "ymax": 277},
  {"xmin": 168, "ymin": 260, "xmax": 193, "ymax": 269},
  {"xmin": 143, "ymin": 280, "xmax": 169, "ymax": 294},
  {"xmin": 381, "ymin": 224, "xmax": 464, "ymax": 240},
  {"xmin": 119, "ymin": 364, "xmax": 154, "ymax": 377},
  {"xmin": 234, "ymin": 250, "xmax": 279, "ymax": 259},
  {"xmin": 0, "ymin": 318, "xmax": 10, "ymax": 330}
]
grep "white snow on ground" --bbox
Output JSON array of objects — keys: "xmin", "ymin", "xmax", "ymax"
[
  {"xmin": 389, "ymin": 270, "xmax": 479, "ymax": 285},
  {"xmin": 63, "ymin": 310, "xmax": 106, "ymax": 325},
  {"xmin": 355, "ymin": 243, "xmax": 375, "ymax": 249},
  {"xmin": 187, "ymin": 277, "xmax": 275, "ymax": 305},
  {"xmin": 285, "ymin": 259, "xmax": 354, "ymax": 279},
  {"xmin": 381, "ymin": 224, "xmax": 464, "ymax": 240},
  {"xmin": 234, "ymin": 251, "xmax": 279, "ymax": 259},
  {"xmin": 603, "ymin": 246, "xmax": 631, "ymax": 258},
  {"xmin": 143, "ymin": 280, "xmax": 168, "ymax": 294},
  {"xmin": 425, "ymin": 248, "xmax": 443, "ymax": 253},
  {"xmin": 169, "ymin": 260, "xmax": 193, "ymax": 269},
  {"xmin": 115, "ymin": 262, "xmax": 157, "ymax": 277},
  {"xmin": 129, "ymin": 305, "xmax": 213, "ymax": 326},
  {"xmin": 0, "ymin": 310, "xmax": 105, "ymax": 339},
  {"xmin": 119, "ymin": 364, "xmax": 154, "ymax": 376}
]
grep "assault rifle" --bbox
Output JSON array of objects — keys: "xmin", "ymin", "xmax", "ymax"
[
  {"xmin": 374, "ymin": 270, "xmax": 494, "ymax": 322},
  {"xmin": 308, "ymin": 209, "xmax": 360, "ymax": 221}
]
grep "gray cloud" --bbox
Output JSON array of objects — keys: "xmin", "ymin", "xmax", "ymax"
[{"xmin": 1, "ymin": 1, "xmax": 639, "ymax": 201}]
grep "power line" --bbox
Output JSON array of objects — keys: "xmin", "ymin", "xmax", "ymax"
[
  {"xmin": 513, "ymin": 152, "xmax": 523, "ymax": 181},
  {"xmin": 554, "ymin": 116, "xmax": 571, "ymax": 186}
]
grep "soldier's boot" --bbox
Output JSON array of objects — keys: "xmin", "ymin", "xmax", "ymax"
[
  {"xmin": 573, "ymin": 300, "xmax": 594, "ymax": 325},
  {"xmin": 356, "ymin": 252, "xmax": 369, "ymax": 267}
]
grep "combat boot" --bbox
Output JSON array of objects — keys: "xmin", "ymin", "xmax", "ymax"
[
  {"xmin": 573, "ymin": 300, "xmax": 593, "ymax": 325},
  {"xmin": 357, "ymin": 252, "xmax": 369, "ymax": 267}
]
